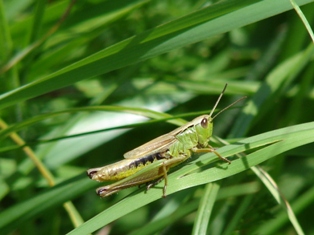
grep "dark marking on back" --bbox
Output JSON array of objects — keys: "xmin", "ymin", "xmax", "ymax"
[{"xmin": 129, "ymin": 152, "xmax": 165, "ymax": 169}]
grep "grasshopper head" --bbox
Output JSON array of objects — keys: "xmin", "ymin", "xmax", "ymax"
[
  {"xmin": 194, "ymin": 83, "xmax": 246, "ymax": 147},
  {"xmin": 194, "ymin": 115, "xmax": 213, "ymax": 146}
]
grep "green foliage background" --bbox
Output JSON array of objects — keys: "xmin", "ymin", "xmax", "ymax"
[{"xmin": 1, "ymin": 0, "xmax": 314, "ymax": 234}]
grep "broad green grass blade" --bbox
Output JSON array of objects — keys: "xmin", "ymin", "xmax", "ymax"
[{"xmin": 66, "ymin": 121, "xmax": 314, "ymax": 234}]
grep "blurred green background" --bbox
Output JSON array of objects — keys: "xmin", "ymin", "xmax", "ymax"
[{"xmin": 1, "ymin": 0, "xmax": 314, "ymax": 234}]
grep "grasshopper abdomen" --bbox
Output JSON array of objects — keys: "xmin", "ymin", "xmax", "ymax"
[{"xmin": 87, "ymin": 152, "xmax": 166, "ymax": 182}]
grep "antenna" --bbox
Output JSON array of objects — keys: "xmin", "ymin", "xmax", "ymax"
[
  {"xmin": 212, "ymin": 84, "xmax": 247, "ymax": 120},
  {"xmin": 209, "ymin": 83, "xmax": 228, "ymax": 118}
]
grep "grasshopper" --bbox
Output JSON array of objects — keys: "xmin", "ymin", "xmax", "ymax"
[{"xmin": 87, "ymin": 84, "xmax": 246, "ymax": 197}]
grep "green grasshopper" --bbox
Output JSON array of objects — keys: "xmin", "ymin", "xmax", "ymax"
[{"xmin": 87, "ymin": 84, "xmax": 246, "ymax": 197}]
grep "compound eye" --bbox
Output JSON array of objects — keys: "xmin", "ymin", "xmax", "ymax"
[{"xmin": 201, "ymin": 118, "xmax": 208, "ymax": 128}]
